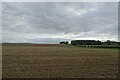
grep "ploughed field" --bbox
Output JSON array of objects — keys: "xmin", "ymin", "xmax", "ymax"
[{"xmin": 2, "ymin": 44, "xmax": 118, "ymax": 78}]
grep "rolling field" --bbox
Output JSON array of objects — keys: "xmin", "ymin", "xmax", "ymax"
[{"xmin": 2, "ymin": 44, "xmax": 118, "ymax": 78}]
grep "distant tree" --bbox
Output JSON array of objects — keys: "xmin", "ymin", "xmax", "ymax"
[
  {"xmin": 71, "ymin": 40, "xmax": 102, "ymax": 45},
  {"xmin": 60, "ymin": 41, "xmax": 68, "ymax": 44},
  {"xmin": 65, "ymin": 41, "xmax": 68, "ymax": 44},
  {"xmin": 106, "ymin": 40, "xmax": 110, "ymax": 43},
  {"xmin": 71, "ymin": 40, "xmax": 76, "ymax": 45},
  {"xmin": 106, "ymin": 40, "xmax": 111, "ymax": 45},
  {"xmin": 60, "ymin": 42, "xmax": 65, "ymax": 44}
]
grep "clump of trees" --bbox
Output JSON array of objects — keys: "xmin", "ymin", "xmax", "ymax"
[
  {"xmin": 60, "ymin": 41, "xmax": 69, "ymax": 44},
  {"xmin": 59, "ymin": 40, "xmax": 119, "ymax": 48},
  {"xmin": 71, "ymin": 40, "xmax": 102, "ymax": 45},
  {"xmin": 69, "ymin": 40, "xmax": 119, "ymax": 48},
  {"xmin": 102, "ymin": 40, "xmax": 118, "ymax": 45}
]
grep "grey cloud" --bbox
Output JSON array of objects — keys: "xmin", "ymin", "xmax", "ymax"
[{"xmin": 2, "ymin": 2, "xmax": 118, "ymax": 43}]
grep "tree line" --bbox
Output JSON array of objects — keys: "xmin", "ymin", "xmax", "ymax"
[{"xmin": 60, "ymin": 40, "xmax": 119, "ymax": 46}]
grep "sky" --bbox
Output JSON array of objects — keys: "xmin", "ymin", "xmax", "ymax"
[{"xmin": 2, "ymin": 2, "xmax": 118, "ymax": 43}]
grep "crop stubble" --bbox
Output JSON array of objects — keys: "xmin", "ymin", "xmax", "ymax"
[{"xmin": 2, "ymin": 44, "xmax": 118, "ymax": 78}]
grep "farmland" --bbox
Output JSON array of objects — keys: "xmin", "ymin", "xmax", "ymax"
[{"xmin": 2, "ymin": 44, "xmax": 118, "ymax": 78}]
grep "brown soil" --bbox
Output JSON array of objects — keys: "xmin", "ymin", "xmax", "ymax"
[{"xmin": 2, "ymin": 45, "xmax": 118, "ymax": 78}]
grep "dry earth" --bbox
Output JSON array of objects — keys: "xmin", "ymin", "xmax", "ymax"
[{"xmin": 2, "ymin": 44, "xmax": 118, "ymax": 78}]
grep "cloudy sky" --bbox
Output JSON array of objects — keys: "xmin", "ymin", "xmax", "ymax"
[{"xmin": 2, "ymin": 2, "xmax": 118, "ymax": 43}]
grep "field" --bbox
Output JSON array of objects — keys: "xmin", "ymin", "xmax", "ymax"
[{"xmin": 2, "ymin": 44, "xmax": 118, "ymax": 78}]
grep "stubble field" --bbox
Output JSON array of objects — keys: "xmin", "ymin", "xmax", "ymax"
[{"xmin": 2, "ymin": 44, "xmax": 118, "ymax": 78}]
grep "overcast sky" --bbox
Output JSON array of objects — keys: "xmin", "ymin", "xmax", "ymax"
[{"xmin": 2, "ymin": 2, "xmax": 118, "ymax": 43}]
